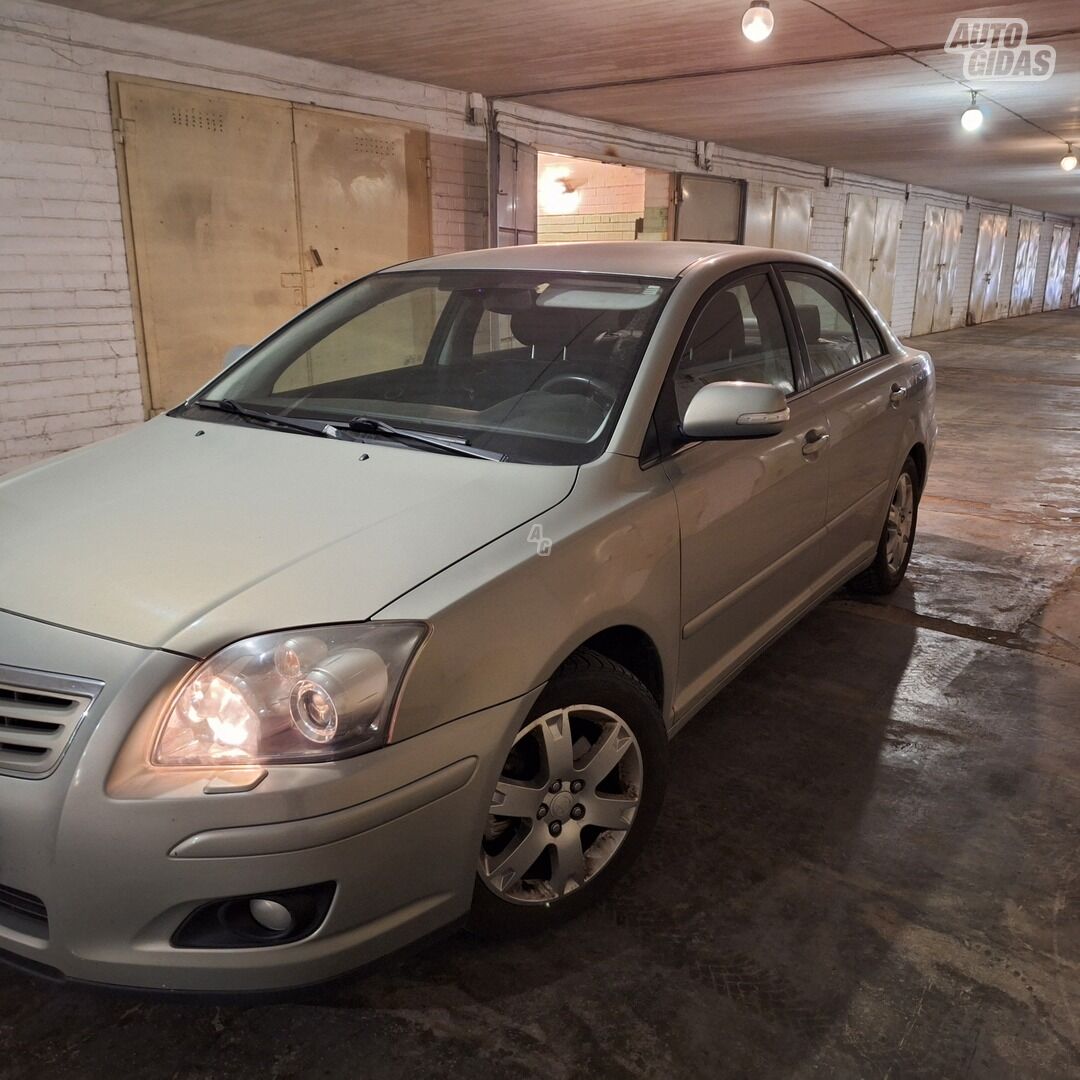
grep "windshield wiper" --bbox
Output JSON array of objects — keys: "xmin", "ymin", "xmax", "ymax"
[
  {"xmin": 346, "ymin": 416, "xmax": 504, "ymax": 461},
  {"xmin": 191, "ymin": 399, "xmax": 333, "ymax": 439}
]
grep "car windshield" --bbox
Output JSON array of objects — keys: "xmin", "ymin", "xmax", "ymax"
[{"xmin": 178, "ymin": 269, "xmax": 674, "ymax": 465}]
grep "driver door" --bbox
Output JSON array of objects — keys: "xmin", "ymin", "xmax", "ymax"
[{"xmin": 657, "ymin": 268, "xmax": 831, "ymax": 719}]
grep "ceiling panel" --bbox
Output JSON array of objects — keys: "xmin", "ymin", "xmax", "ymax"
[{"xmin": 60, "ymin": 0, "xmax": 1080, "ymax": 215}]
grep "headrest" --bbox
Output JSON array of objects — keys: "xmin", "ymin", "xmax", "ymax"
[
  {"xmin": 511, "ymin": 305, "xmax": 597, "ymax": 349},
  {"xmin": 796, "ymin": 304, "xmax": 821, "ymax": 343},
  {"xmin": 690, "ymin": 290, "xmax": 745, "ymax": 357}
]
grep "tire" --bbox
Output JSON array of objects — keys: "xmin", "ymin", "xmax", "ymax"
[
  {"xmin": 469, "ymin": 648, "xmax": 668, "ymax": 938},
  {"xmin": 848, "ymin": 455, "xmax": 921, "ymax": 596}
]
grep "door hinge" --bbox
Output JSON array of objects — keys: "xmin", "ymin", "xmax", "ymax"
[{"xmin": 424, "ymin": 156, "xmax": 432, "ymax": 180}]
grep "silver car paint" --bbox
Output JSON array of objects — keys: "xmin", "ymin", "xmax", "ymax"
[
  {"xmin": 0, "ymin": 243, "xmax": 935, "ymax": 990},
  {"xmin": 0, "ymin": 417, "xmax": 577, "ymax": 656}
]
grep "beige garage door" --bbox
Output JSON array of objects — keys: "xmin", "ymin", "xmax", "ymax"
[{"xmin": 115, "ymin": 78, "xmax": 431, "ymax": 412}]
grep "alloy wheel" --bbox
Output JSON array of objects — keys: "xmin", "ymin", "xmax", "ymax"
[
  {"xmin": 480, "ymin": 705, "xmax": 644, "ymax": 905},
  {"xmin": 885, "ymin": 471, "xmax": 915, "ymax": 573}
]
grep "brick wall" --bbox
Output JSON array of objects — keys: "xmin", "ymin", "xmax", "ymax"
[
  {"xmin": 0, "ymin": 0, "xmax": 486, "ymax": 474},
  {"xmin": 537, "ymin": 154, "xmax": 644, "ymax": 243},
  {"xmin": 538, "ymin": 211, "xmax": 641, "ymax": 243},
  {"xmin": 430, "ymin": 134, "xmax": 488, "ymax": 255}
]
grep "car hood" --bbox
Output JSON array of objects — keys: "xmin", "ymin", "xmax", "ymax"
[{"xmin": 0, "ymin": 416, "xmax": 577, "ymax": 657}]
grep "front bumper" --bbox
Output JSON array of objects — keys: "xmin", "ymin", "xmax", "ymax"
[{"xmin": 0, "ymin": 610, "xmax": 535, "ymax": 991}]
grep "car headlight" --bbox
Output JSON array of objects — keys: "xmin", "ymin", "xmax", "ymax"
[{"xmin": 152, "ymin": 623, "xmax": 427, "ymax": 766}]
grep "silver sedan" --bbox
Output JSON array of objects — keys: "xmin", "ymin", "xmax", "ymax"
[{"xmin": 0, "ymin": 242, "xmax": 935, "ymax": 990}]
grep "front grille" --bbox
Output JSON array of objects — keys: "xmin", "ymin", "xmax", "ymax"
[
  {"xmin": 0, "ymin": 665, "xmax": 103, "ymax": 778},
  {"xmin": 0, "ymin": 884, "xmax": 48, "ymax": 927}
]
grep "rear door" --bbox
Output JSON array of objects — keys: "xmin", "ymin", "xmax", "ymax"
[
  {"xmin": 656, "ymin": 267, "xmax": 830, "ymax": 717},
  {"xmin": 778, "ymin": 267, "xmax": 912, "ymax": 576}
]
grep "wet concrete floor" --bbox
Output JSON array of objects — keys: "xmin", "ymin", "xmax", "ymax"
[{"xmin": 1, "ymin": 309, "xmax": 1077, "ymax": 1078}]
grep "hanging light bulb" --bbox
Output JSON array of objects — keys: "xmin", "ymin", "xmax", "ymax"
[
  {"xmin": 742, "ymin": 1, "xmax": 774, "ymax": 42},
  {"xmin": 960, "ymin": 90, "xmax": 984, "ymax": 132},
  {"xmin": 1061, "ymin": 145, "xmax": 1078, "ymax": 172}
]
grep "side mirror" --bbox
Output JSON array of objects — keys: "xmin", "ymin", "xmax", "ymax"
[
  {"xmin": 223, "ymin": 345, "xmax": 252, "ymax": 369},
  {"xmin": 681, "ymin": 381, "xmax": 790, "ymax": 439}
]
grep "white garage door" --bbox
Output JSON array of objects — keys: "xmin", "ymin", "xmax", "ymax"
[
  {"xmin": 1009, "ymin": 218, "xmax": 1042, "ymax": 317},
  {"xmin": 743, "ymin": 183, "xmax": 814, "ymax": 254},
  {"xmin": 912, "ymin": 205, "xmax": 963, "ymax": 336},
  {"xmin": 841, "ymin": 193, "xmax": 903, "ymax": 324},
  {"xmin": 1042, "ymin": 224, "xmax": 1071, "ymax": 311},
  {"xmin": 967, "ymin": 213, "xmax": 1009, "ymax": 325}
]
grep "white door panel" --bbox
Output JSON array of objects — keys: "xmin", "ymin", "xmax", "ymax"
[
  {"xmin": 968, "ymin": 213, "xmax": 1009, "ymax": 324},
  {"xmin": 868, "ymin": 197, "xmax": 903, "ymax": 322},
  {"xmin": 912, "ymin": 206, "xmax": 944, "ymax": 336},
  {"xmin": 912, "ymin": 205, "xmax": 962, "ymax": 335},
  {"xmin": 1043, "ymin": 225, "xmax": 1071, "ymax": 310},
  {"xmin": 1009, "ymin": 218, "xmax": 1041, "ymax": 316},
  {"xmin": 496, "ymin": 137, "xmax": 537, "ymax": 246},
  {"xmin": 772, "ymin": 186, "xmax": 813, "ymax": 253}
]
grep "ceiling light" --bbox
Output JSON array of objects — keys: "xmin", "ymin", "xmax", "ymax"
[
  {"xmin": 742, "ymin": 1, "xmax": 774, "ymax": 43},
  {"xmin": 1061, "ymin": 145, "xmax": 1077, "ymax": 172},
  {"xmin": 960, "ymin": 91, "xmax": 984, "ymax": 132}
]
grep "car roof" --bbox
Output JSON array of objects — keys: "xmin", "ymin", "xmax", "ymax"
[{"xmin": 386, "ymin": 241, "xmax": 828, "ymax": 281}]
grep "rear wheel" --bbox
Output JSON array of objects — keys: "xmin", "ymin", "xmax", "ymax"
[
  {"xmin": 848, "ymin": 455, "xmax": 920, "ymax": 595},
  {"xmin": 470, "ymin": 649, "xmax": 667, "ymax": 937}
]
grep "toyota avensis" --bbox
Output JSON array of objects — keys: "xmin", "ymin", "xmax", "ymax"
[{"xmin": 0, "ymin": 242, "xmax": 935, "ymax": 991}]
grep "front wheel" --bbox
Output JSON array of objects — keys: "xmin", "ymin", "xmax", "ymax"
[
  {"xmin": 470, "ymin": 649, "xmax": 668, "ymax": 937},
  {"xmin": 848, "ymin": 455, "xmax": 921, "ymax": 595}
]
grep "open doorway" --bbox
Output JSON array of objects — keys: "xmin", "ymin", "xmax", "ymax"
[{"xmin": 536, "ymin": 153, "xmax": 671, "ymax": 244}]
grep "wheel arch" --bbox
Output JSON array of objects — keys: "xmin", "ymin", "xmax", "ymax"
[
  {"xmin": 559, "ymin": 624, "xmax": 666, "ymax": 712},
  {"xmin": 907, "ymin": 441, "xmax": 928, "ymax": 493}
]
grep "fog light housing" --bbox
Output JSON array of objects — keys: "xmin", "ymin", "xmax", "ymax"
[
  {"xmin": 249, "ymin": 898, "xmax": 295, "ymax": 934},
  {"xmin": 172, "ymin": 882, "xmax": 335, "ymax": 949}
]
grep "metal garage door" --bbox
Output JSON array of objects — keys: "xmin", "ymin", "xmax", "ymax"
[
  {"xmin": 742, "ymin": 183, "xmax": 813, "ymax": 254},
  {"xmin": 674, "ymin": 175, "xmax": 744, "ymax": 242},
  {"xmin": 1042, "ymin": 224, "xmax": 1071, "ymax": 311},
  {"xmin": 771, "ymin": 186, "xmax": 813, "ymax": 253},
  {"xmin": 912, "ymin": 205, "xmax": 963, "ymax": 336},
  {"xmin": 1009, "ymin": 218, "xmax": 1042, "ymax": 316},
  {"xmin": 841, "ymin": 193, "xmax": 903, "ymax": 323},
  {"xmin": 114, "ymin": 77, "xmax": 431, "ymax": 412},
  {"xmin": 496, "ymin": 137, "xmax": 538, "ymax": 246},
  {"xmin": 292, "ymin": 105, "xmax": 431, "ymax": 303},
  {"xmin": 967, "ymin": 213, "xmax": 1009, "ymax": 324}
]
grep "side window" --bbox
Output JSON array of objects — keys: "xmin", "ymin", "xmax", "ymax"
[
  {"xmin": 850, "ymin": 301, "xmax": 886, "ymax": 361},
  {"xmin": 783, "ymin": 272, "xmax": 861, "ymax": 384},
  {"xmin": 673, "ymin": 273, "xmax": 795, "ymax": 419}
]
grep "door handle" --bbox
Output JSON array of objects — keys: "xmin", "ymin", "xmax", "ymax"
[
  {"xmin": 890, "ymin": 383, "xmax": 909, "ymax": 405},
  {"xmin": 802, "ymin": 428, "xmax": 829, "ymax": 456}
]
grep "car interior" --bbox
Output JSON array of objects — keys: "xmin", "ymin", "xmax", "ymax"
[{"xmin": 265, "ymin": 283, "xmax": 665, "ymax": 444}]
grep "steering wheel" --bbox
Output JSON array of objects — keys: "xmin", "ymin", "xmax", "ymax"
[{"xmin": 539, "ymin": 373, "xmax": 617, "ymax": 406}]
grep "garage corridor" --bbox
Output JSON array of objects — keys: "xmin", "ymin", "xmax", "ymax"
[{"xmin": 0, "ymin": 310, "xmax": 1074, "ymax": 1077}]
